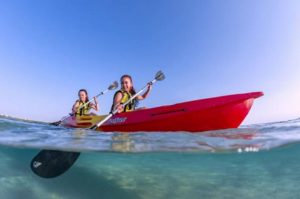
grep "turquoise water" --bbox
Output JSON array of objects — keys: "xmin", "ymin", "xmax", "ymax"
[{"xmin": 1, "ymin": 116, "xmax": 300, "ymax": 199}]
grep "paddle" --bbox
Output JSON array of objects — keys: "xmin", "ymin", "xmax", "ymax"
[
  {"xmin": 31, "ymin": 72, "xmax": 165, "ymax": 178},
  {"xmin": 90, "ymin": 71, "xmax": 165, "ymax": 130},
  {"xmin": 50, "ymin": 81, "xmax": 119, "ymax": 126},
  {"xmin": 31, "ymin": 82, "xmax": 118, "ymax": 178},
  {"xmin": 77, "ymin": 81, "xmax": 118, "ymax": 111}
]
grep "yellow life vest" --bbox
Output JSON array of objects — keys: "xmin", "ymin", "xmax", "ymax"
[
  {"xmin": 113, "ymin": 90, "xmax": 136, "ymax": 112},
  {"xmin": 76, "ymin": 101, "xmax": 90, "ymax": 116}
]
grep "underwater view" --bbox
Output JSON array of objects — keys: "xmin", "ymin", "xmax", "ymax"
[{"xmin": 1, "ymin": 115, "xmax": 300, "ymax": 199}]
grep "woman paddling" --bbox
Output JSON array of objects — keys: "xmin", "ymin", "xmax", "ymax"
[
  {"xmin": 72, "ymin": 89, "xmax": 99, "ymax": 116},
  {"xmin": 112, "ymin": 75, "xmax": 152, "ymax": 113}
]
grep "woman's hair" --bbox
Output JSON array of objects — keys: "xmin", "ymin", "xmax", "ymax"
[
  {"xmin": 78, "ymin": 89, "xmax": 89, "ymax": 103},
  {"xmin": 121, "ymin": 75, "xmax": 136, "ymax": 95}
]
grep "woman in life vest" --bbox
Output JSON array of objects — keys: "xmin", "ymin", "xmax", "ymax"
[
  {"xmin": 112, "ymin": 75, "xmax": 152, "ymax": 113},
  {"xmin": 72, "ymin": 89, "xmax": 99, "ymax": 116}
]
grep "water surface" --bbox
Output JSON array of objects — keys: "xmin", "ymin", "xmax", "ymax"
[{"xmin": 0, "ymin": 116, "xmax": 300, "ymax": 199}]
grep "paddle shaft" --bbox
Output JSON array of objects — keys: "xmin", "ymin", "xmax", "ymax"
[
  {"xmin": 92, "ymin": 79, "xmax": 157, "ymax": 129},
  {"xmin": 77, "ymin": 80, "xmax": 118, "ymax": 111}
]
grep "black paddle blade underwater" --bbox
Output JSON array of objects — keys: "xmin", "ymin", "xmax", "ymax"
[{"xmin": 31, "ymin": 150, "xmax": 80, "ymax": 178}]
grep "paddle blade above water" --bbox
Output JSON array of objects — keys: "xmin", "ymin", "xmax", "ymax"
[
  {"xmin": 30, "ymin": 150, "xmax": 80, "ymax": 178},
  {"xmin": 108, "ymin": 81, "xmax": 118, "ymax": 90},
  {"xmin": 155, "ymin": 71, "xmax": 165, "ymax": 81}
]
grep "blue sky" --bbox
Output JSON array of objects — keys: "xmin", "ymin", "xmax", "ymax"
[{"xmin": 0, "ymin": 0, "xmax": 300, "ymax": 124}]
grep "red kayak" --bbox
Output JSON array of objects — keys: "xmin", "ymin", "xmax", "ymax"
[{"xmin": 61, "ymin": 92, "xmax": 263, "ymax": 132}]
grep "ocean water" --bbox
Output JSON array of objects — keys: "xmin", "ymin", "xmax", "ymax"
[{"xmin": 1, "ymin": 116, "xmax": 300, "ymax": 199}]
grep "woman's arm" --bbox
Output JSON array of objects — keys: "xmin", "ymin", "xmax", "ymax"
[
  {"xmin": 113, "ymin": 92, "xmax": 124, "ymax": 113},
  {"xmin": 72, "ymin": 101, "xmax": 80, "ymax": 114},
  {"xmin": 89, "ymin": 97, "xmax": 99, "ymax": 111},
  {"xmin": 136, "ymin": 83, "xmax": 152, "ymax": 100}
]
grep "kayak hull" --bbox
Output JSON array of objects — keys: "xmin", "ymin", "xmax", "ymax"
[{"xmin": 61, "ymin": 92, "xmax": 263, "ymax": 132}]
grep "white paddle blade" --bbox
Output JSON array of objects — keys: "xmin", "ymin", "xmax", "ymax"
[
  {"xmin": 155, "ymin": 71, "xmax": 165, "ymax": 81},
  {"xmin": 108, "ymin": 81, "xmax": 119, "ymax": 90}
]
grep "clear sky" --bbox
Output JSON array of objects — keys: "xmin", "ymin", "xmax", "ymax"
[{"xmin": 0, "ymin": 0, "xmax": 300, "ymax": 124}]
